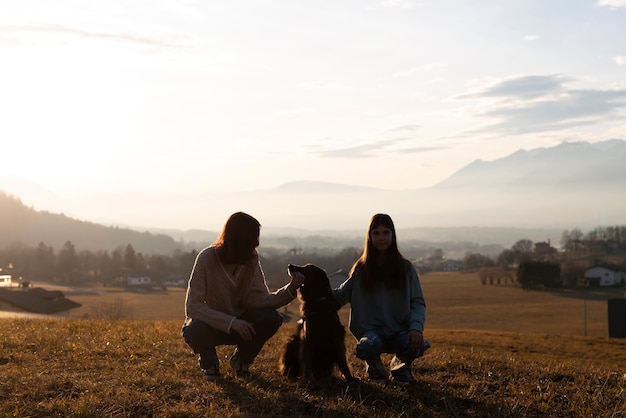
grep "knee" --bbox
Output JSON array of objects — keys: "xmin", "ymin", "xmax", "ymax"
[{"xmin": 182, "ymin": 319, "xmax": 209, "ymax": 345}]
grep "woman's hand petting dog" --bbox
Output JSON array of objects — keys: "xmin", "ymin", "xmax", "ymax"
[{"xmin": 287, "ymin": 269, "xmax": 305, "ymax": 295}]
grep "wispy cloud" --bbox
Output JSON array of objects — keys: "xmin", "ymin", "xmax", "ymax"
[
  {"xmin": 596, "ymin": 0, "xmax": 626, "ymax": 9},
  {"xmin": 317, "ymin": 137, "xmax": 409, "ymax": 159},
  {"xmin": 0, "ymin": 22, "xmax": 194, "ymax": 49},
  {"xmin": 615, "ymin": 55, "xmax": 626, "ymax": 66},
  {"xmin": 460, "ymin": 74, "xmax": 567, "ymax": 100},
  {"xmin": 318, "ymin": 140, "xmax": 444, "ymax": 158},
  {"xmin": 460, "ymin": 74, "xmax": 626, "ymax": 135},
  {"xmin": 479, "ymin": 90, "xmax": 626, "ymax": 134},
  {"xmin": 523, "ymin": 35, "xmax": 540, "ymax": 41},
  {"xmin": 316, "ymin": 125, "xmax": 445, "ymax": 159}
]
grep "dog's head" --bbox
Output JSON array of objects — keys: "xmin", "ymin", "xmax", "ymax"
[{"xmin": 288, "ymin": 263, "xmax": 332, "ymax": 303}]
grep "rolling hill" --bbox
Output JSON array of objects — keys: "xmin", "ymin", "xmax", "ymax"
[
  {"xmin": 1, "ymin": 140, "xmax": 624, "ymax": 251},
  {"xmin": 0, "ymin": 192, "xmax": 185, "ymax": 254}
]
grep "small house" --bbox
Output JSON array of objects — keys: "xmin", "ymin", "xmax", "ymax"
[
  {"xmin": 126, "ymin": 276, "xmax": 151, "ymax": 286},
  {"xmin": 585, "ymin": 264, "xmax": 626, "ymax": 287},
  {"xmin": 534, "ymin": 241, "xmax": 556, "ymax": 257},
  {"xmin": 114, "ymin": 271, "xmax": 152, "ymax": 289},
  {"xmin": 0, "ymin": 274, "xmax": 12, "ymax": 287},
  {"xmin": 442, "ymin": 259, "xmax": 464, "ymax": 272}
]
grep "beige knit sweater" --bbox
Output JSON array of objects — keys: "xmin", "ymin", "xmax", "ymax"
[{"xmin": 183, "ymin": 246, "xmax": 295, "ymax": 333}]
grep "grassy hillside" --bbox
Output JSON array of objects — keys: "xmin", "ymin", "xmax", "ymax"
[
  {"xmin": 1, "ymin": 320, "xmax": 624, "ymax": 417},
  {"xmin": 1, "ymin": 272, "xmax": 625, "ymax": 416}
]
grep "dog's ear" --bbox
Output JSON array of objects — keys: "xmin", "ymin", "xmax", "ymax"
[{"xmin": 288, "ymin": 264, "xmax": 303, "ymax": 275}]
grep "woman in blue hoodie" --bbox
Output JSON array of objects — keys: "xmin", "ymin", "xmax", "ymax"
[{"xmin": 333, "ymin": 213, "xmax": 429, "ymax": 385}]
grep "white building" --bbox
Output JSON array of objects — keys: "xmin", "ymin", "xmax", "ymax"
[
  {"xmin": 584, "ymin": 265, "xmax": 626, "ymax": 287},
  {"xmin": 114, "ymin": 272, "xmax": 152, "ymax": 287},
  {"xmin": 0, "ymin": 275, "xmax": 11, "ymax": 287}
]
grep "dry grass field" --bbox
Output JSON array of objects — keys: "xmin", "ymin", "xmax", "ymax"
[
  {"xmin": 62, "ymin": 271, "xmax": 622, "ymax": 338},
  {"xmin": 421, "ymin": 272, "xmax": 621, "ymax": 338},
  {"xmin": 1, "ymin": 319, "xmax": 625, "ymax": 417},
  {"xmin": 1, "ymin": 272, "xmax": 625, "ymax": 417}
]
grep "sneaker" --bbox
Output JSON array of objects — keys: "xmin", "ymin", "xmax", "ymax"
[
  {"xmin": 391, "ymin": 376, "xmax": 413, "ymax": 386},
  {"xmin": 202, "ymin": 368, "xmax": 221, "ymax": 381},
  {"xmin": 200, "ymin": 349, "xmax": 221, "ymax": 381},
  {"xmin": 366, "ymin": 357, "xmax": 389, "ymax": 383},
  {"xmin": 230, "ymin": 350, "xmax": 251, "ymax": 377},
  {"xmin": 390, "ymin": 340, "xmax": 431, "ymax": 385},
  {"xmin": 389, "ymin": 356, "xmax": 413, "ymax": 385}
]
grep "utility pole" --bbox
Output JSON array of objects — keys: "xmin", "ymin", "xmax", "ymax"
[{"xmin": 584, "ymin": 296, "xmax": 587, "ymax": 337}]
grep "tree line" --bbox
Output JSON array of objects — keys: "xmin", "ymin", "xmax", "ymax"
[
  {"xmin": 0, "ymin": 241, "xmax": 197, "ymax": 287},
  {"xmin": 1, "ymin": 225, "xmax": 625, "ymax": 290},
  {"xmin": 0, "ymin": 241, "xmax": 362, "ymax": 288},
  {"xmin": 561, "ymin": 225, "xmax": 626, "ymax": 245},
  {"xmin": 462, "ymin": 226, "xmax": 626, "ymax": 289}
]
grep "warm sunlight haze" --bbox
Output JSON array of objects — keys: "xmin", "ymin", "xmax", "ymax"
[
  {"xmin": 1, "ymin": 1, "xmax": 626, "ymax": 230},
  {"xmin": 2, "ymin": 5, "xmax": 626, "ymax": 416}
]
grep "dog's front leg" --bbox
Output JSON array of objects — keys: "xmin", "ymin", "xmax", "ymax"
[
  {"xmin": 336, "ymin": 347, "xmax": 359, "ymax": 382},
  {"xmin": 299, "ymin": 340, "xmax": 313, "ymax": 382},
  {"xmin": 300, "ymin": 342, "xmax": 325, "ymax": 389}
]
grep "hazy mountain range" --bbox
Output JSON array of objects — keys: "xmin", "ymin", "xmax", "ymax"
[{"xmin": 1, "ymin": 140, "xmax": 624, "ymax": 251}]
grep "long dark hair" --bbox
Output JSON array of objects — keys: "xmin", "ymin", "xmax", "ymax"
[
  {"xmin": 213, "ymin": 212, "xmax": 260, "ymax": 265},
  {"xmin": 349, "ymin": 213, "xmax": 406, "ymax": 291}
]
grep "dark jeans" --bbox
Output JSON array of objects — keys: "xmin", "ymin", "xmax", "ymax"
[{"xmin": 181, "ymin": 308, "xmax": 283, "ymax": 369}]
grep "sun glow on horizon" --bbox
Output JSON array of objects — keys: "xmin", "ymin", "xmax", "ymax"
[{"xmin": 1, "ymin": 0, "xmax": 625, "ymax": 200}]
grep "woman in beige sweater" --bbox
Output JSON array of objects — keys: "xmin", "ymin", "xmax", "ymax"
[{"xmin": 182, "ymin": 212, "xmax": 304, "ymax": 381}]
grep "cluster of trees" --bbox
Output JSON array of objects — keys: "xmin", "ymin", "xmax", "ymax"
[
  {"xmin": 477, "ymin": 267, "xmax": 515, "ymax": 285},
  {"xmin": 561, "ymin": 225, "xmax": 626, "ymax": 245},
  {"xmin": 472, "ymin": 261, "xmax": 583, "ymax": 290},
  {"xmin": 0, "ymin": 241, "xmax": 197, "ymax": 286},
  {"xmin": 467, "ymin": 227, "xmax": 626, "ymax": 289},
  {"xmin": 0, "ymin": 241, "xmax": 360, "ymax": 288},
  {"xmin": 461, "ymin": 238, "xmax": 537, "ymax": 271},
  {"xmin": 516, "ymin": 261, "xmax": 561, "ymax": 289},
  {"xmin": 560, "ymin": 226, "xmax": 626, "ymax": 255}
]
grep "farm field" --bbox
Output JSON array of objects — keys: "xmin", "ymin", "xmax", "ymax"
[
  {"xmin": 421, "ymin": 272, "xmax": 622, "ymax": 338},
  {"xmin": 54, "ymin": 271, "xmax": 624, "ymax": 338}
]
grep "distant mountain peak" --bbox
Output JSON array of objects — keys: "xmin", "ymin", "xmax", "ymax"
[{"xmin": 433, "ymin": 139, "xmax": 626, "ymax": 189}]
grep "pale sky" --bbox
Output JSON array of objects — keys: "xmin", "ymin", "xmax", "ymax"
[{"xmin": 1, "ymin": 0, "xmax": 626, "ymax": 198}]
